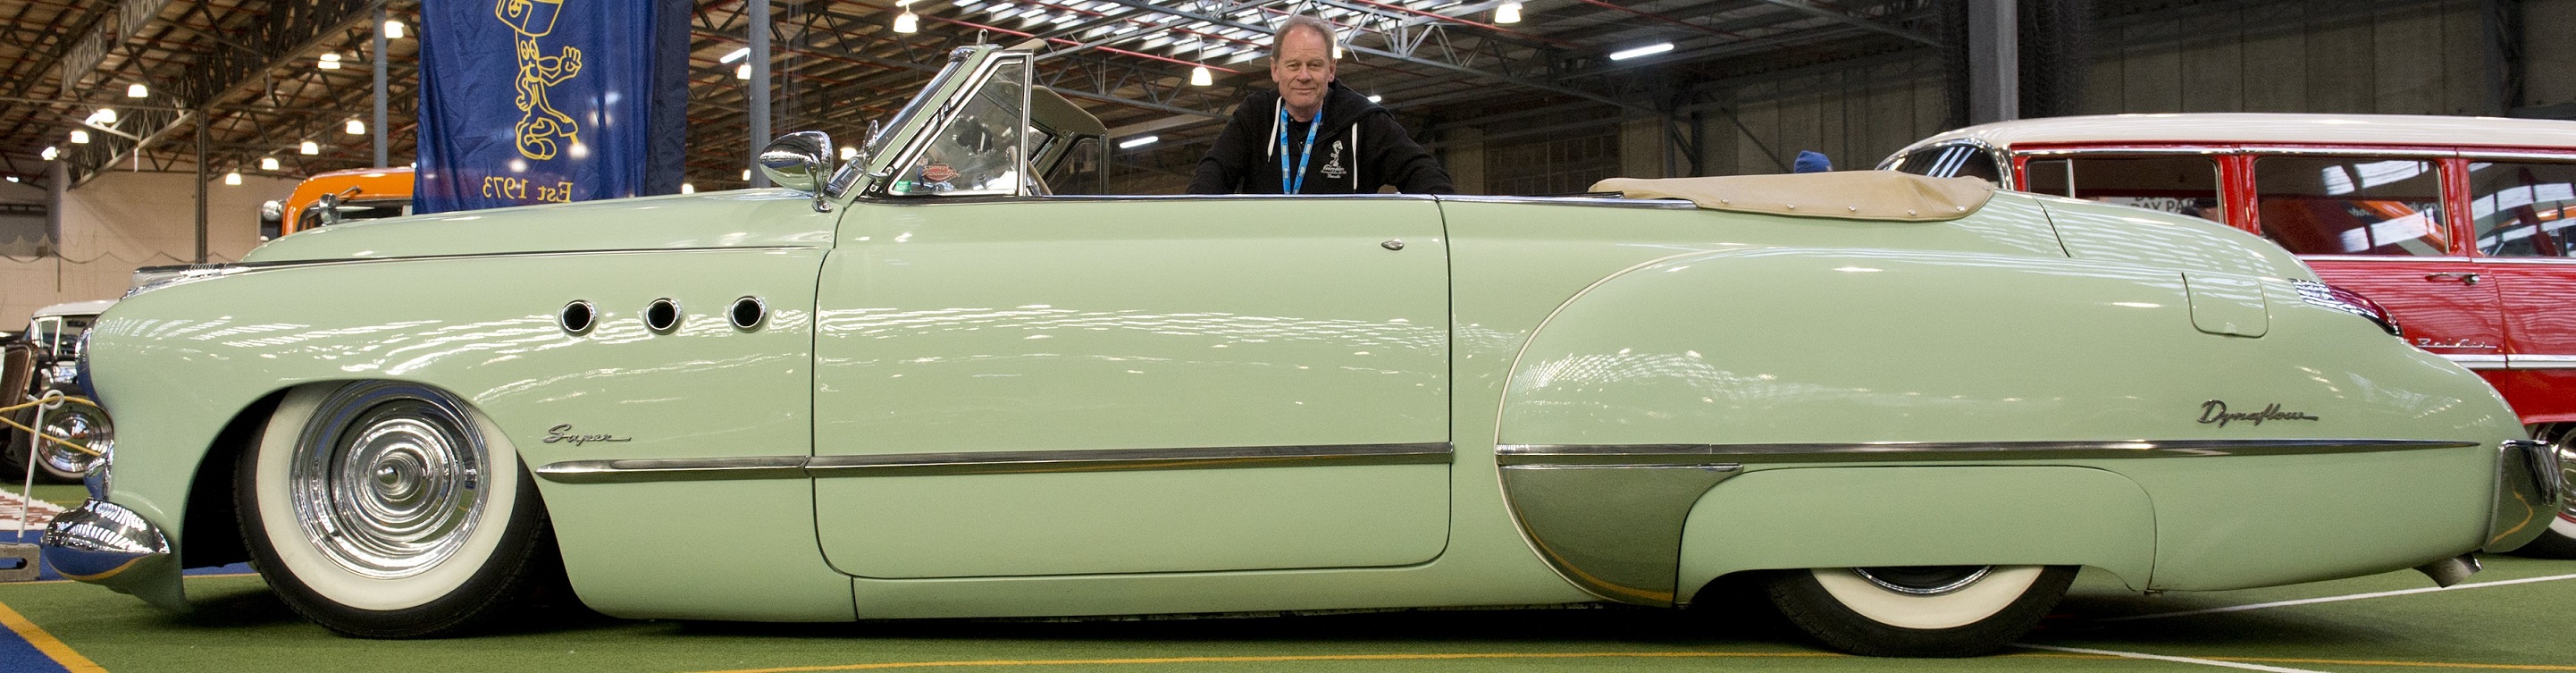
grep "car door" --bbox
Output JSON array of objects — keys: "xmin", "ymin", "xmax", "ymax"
[
  {"xmin": 809, "ymin": 196, "xmax": 1453, "ymax": 579},
  {"xmin": 2464, "ymin": 156, "xmax": 2576, "ymax": 423},
  {"xmin": 2246, "ymin": 153, "xmax": 2506, "ymax": 368}
]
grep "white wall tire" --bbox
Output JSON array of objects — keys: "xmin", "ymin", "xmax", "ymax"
[
  {"xmin": 1766, "ymin": 565, "xmax": 2076, "ymax": 657},
  {"xmin": 236, "ymin": 382, "xmax": 564, "ymax": 637},
  {"xmin": 2509, "ymin": 423, "xmax": 2576, "ymax": 559}
]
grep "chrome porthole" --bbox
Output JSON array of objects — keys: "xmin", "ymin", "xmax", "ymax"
[
  {"xmin": 643, "ymin": 298, "xmax": 682, "ymax": 333},
  {"xmin": 1851, "ymin": 565, "xmax": 1993, "ymax": 596},
  {"xmin": 289, "ymin": 383, "xmax": 489, "ymax": 579},
  {"xmin": 728, "ymin": 296, "xmax": 767, "ymax": 331},
  {"xmin": 559, "ymin": 300, "xmax": 596, "ymax": 334}
]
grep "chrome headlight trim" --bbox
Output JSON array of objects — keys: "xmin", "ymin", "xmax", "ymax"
[{"xmin": 126, "ymin": 264, "xmax": 245, "ymax": 299}]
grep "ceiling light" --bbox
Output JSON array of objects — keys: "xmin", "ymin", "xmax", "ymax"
[
  {"xmin": 1495, "ymin": 2, "xmax": 1522, "ymax": 23},
  {"xmin": 223, "ymin": 171, "xmax": 242, "ymax": 186},
  {"xmin": 346, "ymin": 119, "xmax": 366, "ymax": 135},
  {"xmin": 1608, "ymin": 42, "xmax": 1674, "ymax": 61},
  {"xmin": 384, "ymin": 19, "xmax": 405, "ymax": 39},
  {"xmin": 894, "ymin": 10, "xmax": 919, "ymax": 33},
  {"xmin": 839, "ymin": 146, "xmax": 858, "ymax": 161},
  {"xmin": 4, "ymin": 176, "xmax": 16, "ymax": 182},
  {"xmin": 736, "ymin": 63, "xmax": 751, "ymax": 80},
  {"xmin": 1189, "ymin": 65, "xmax": 1212, "ymax": 86},
  {"xmin": 68, "ymin": 130, "xmax": 89, "ymax": 144},
  {"xmin": 88, "ymin": 108, "xmax": 117, "ymax": 125},
  {"xmin": 895, "ymin": 0, "xmax": 914, "ymax": 4},
  {"xmin": 261, "ymin": 156, "xmax": 281, "ymax": 171},
  {"xmin": 742, "ymin": 169, "xmax": 751, "ymax": 181},
  {"xmin": 300, "ymin": 140, "xmax": 320, "ymax": 155},
  {"xmin": 681, "ymin": 182, "xmax": 696, "ymax": 194},
  {"xmin": 1366, "ymin": 94, "xmax": 1382, "ymax": 103},
  {"xmin": 722, "ymin": 47, "xmax": 751, "ymax": 63},
  {"xmin": 319, "ymin": 52, "xmax": 342, "ymax": 70},
  {"xmin": 40, "ymin": 147, "xmax": 56, "ymax": 160},
  {"xmin": 126, "ymin": 82, "xmax": 147, "ymax": 98},
  {"xmin": 1118, "ymin": 135, "xmax": 1159, "ymax": 148}
]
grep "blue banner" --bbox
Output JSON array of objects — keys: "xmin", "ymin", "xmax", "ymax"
[{"xmin": 415, "ymin": 0, "xmax": 690, "ymax": 213}]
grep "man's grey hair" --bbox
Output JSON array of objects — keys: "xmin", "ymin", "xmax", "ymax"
[{"xmin": 1271, "ymin": 14, "xmax": 1338, "ymax": 59}]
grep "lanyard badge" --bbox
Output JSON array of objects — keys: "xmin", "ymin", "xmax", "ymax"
[{"xmin": 1277, "ymin": 106, "xmax": 1322, "ymax": 195}]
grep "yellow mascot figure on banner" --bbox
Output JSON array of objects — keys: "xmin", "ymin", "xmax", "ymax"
[{"xmin": 497, "ymin": 0, "xmax": 583, "ymax": 161}]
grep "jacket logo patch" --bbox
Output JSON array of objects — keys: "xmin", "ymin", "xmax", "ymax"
[{"xmin": 1321, "ymin": 140, "xmax": 1347, "ymax": 180}]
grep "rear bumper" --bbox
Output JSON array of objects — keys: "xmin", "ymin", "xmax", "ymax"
[
  {"xmin": 39, "ymin": 499, "xmax": 183, "ymax": 609},
  {"xmin": 2487, "ymin": 439, "xmax": 2567, "ymax": 552}
]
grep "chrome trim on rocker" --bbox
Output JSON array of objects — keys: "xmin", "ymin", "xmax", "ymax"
[
  {"xmin": 1492, "ymin": 437, "xmax": 2481, "ymax": 608},
  {"xmin": 801, "ymin": 443, "xmax": 1453, "ymax": 477},
  {"xmin": 2446, "ymin": 354, "xmax": 2511, "ymax": 370},
  {"xmin": 2488, "ymin": 439, "xmax": 2567, "ymax": 552},
  {"xmin": 39, "ymin": 500, "xmax": 182, "ymax": 608},
  {"xmin": 536, "ymin": 444, "xmax": 1453, "ymax": 484}
]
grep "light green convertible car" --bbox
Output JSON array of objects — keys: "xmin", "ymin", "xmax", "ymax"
[{"xmin": 41, "ymin": 45, "xmax": 2563, "ymax": 657}]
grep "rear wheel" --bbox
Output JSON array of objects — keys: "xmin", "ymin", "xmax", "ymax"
[
  {"xmin": 236, "ymin": 382, "xmax": 563, "ymax": 637},
  {"xmin": 2510, "ymin": 423, "xmax": 2576, "ymax": 559},
  {"xmin": 1765, "ymin": 565, "xmax": 2076, "ymax": 657}
]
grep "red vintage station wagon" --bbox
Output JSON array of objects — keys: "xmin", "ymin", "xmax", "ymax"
[{"xmin": 1885, "ymin": 114, "xmax": 2576, "ymax": 556}]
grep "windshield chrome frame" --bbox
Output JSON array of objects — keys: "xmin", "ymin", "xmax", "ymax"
[{"xmin": 857, "ymin": 46, "xmax": 1045, "ymax": 200}]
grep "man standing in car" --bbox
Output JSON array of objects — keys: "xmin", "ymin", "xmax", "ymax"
[{"xmin": 1187, "ymin": 15, "xmax": 1455, "ymax": 195}]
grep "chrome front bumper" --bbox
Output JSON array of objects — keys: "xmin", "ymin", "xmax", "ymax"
[
  {"xmin": 40, "ymin": 500, "xmax": 182, "ymax": 608},
  {"xmin": 2488, "ymin": 438, "xmax": 2568, "ymax": 552}
]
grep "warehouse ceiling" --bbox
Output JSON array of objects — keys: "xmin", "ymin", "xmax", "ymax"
[{"xmin": 0, "ymin": 0, "xmax": 1946, "ymax": 192}]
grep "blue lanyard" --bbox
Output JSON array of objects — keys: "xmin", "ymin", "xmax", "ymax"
[{"xmin": 1278, "ymin": 106, "xmax": 1322, "ymax": 195}]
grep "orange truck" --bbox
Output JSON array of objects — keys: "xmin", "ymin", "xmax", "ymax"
[{"xmin": 259, "ymin": 166, "xmax": 415, "ymax": 239}]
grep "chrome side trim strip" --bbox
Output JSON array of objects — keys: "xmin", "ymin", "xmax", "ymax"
[
  {"xmin": 1495, "ymin": 438, "xmax": 2476, "ymax": 465},
  {"xmin": 2299, "ymin": 255, "xmax": 2471, "ymax": 263},
  {"xmin": 2446, "ymin": 354, "xmax": 2512, "ymax": 370},
  {"xmin": 803, "ymin": 443, "xmax": 1454, "ymax": 477},
  {"xmin": 2466, "ymin": 257, "xmax": 2576, "ymax": 265},
  {"xmin": 2510, "ymin": 355, "xmax": 2576, "ymax": 370},
  {"xmin": 138, "ymin": 246, "xmax": 818, "ymax": 275},
  {"xmin": 536, "ymin": 443, "xmax": 1454, "ymax": 484},
  {"xmin": 535, "ymin": 456, "xmax": 810, "ymax": 484}
]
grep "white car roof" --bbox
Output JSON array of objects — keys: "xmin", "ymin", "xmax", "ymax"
[
  {"xmin": 31, "ymin": 299, "xmax": 116, "ymax": 319},
  {"xmin": 1895, "ymin": 113, "xmax": 2576, "ymax": 156}
]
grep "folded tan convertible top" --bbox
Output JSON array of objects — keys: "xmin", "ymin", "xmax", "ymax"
[{"xmin": 1590, "ymin": 171, "xmax": 1995, "ymax": 222}]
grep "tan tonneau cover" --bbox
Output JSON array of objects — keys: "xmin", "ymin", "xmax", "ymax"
[{"xmin": 1590, "ymin": 171, "xmax": 1995, "ymax": 222}]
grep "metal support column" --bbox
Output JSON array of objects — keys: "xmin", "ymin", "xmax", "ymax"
[
  {"xmin": 748, "ymin": 0, "xmax": 771, "ymax": 188},
  {"xmin": 194, "ymin": 116, "xmax": 207, "ymax": 264},
  {"xmin": 373, "ymin": 5, "xmax": 389, "ymax": 168},
  {"xmin": 1967, "ymin": 0, "xmax": 2018, "ymax": 125}
]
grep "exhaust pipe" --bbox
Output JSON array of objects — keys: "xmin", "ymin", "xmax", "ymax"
[{"xmin": 2413, "ymin": 553, "xmax": 2481, "ymax": 587}]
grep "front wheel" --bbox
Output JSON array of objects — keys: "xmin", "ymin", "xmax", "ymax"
[
  {"xmin": 236, "ymin": 382, "xmax": 564, "ymax": 637},
  {"xmin": 1765, "ymin": 565, "xmax": 2076, "ymax": 657},
  {"xmin": 2509, "ymin": 423, "xmax": 2576, "ymax": 559}
]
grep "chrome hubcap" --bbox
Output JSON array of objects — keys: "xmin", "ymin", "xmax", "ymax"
[
  {"xmin": 2549, "ymin": 425, "xmax": 2575, "ymax": 520},
  {"xmin": 37, "ymin": 408, "xmax": 106, "ymax": 475},
  {"xmin": 1852, "ymin": 565, "xmax": 1993, "ymax": 596},
  {"xmin": 290, "ymin": 383, "xmax": 487, "ymax": 579}
]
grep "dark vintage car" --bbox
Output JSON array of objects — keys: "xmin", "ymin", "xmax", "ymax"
[{"xmin": 4, "ymin": 299, "xmax": 113, "ymax": 482}]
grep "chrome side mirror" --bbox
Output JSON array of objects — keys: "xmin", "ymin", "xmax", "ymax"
[{"xmin": 759, "ymin": 130, "xmax": 835, "ymax": 213}]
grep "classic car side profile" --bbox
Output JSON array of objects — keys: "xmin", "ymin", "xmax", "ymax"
[
  {"xmin": 4, "ymin": 299, "xmax": 113, "ymax": 482},
  {"xmin": 1883, "ymin": 114, "xmax": 2576, "ymax": 556},
  {"xmin": 41, "ymin": 46, "xmax": 2562, "ymax": 657}
]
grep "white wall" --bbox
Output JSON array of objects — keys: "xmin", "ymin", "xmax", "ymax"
[{"xmin": 0, "ymin": 171, "xmax": 296, "ymax": 329}]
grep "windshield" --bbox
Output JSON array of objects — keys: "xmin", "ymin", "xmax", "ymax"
[{"xmin": 826, "ymin": 52, "xmax": 973, "ymax": 197}]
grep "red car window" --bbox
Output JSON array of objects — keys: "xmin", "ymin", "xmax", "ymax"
[
  {"xmin": 2466, "ymin": 160, "xmax": 2576, "ymax": 257},
  {"xmin": 2024, "ymin": 156, "xmax": 2224, "ymax": 223},
  {"xmin": 2254, "ymin": 156, "xmax": 2446, "ymax": 256}
]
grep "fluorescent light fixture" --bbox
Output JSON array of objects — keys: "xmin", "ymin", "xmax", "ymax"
[
  {"xmin": 346, "ymin": 119, "xmax": 366, "ymax": 135},
  {"xmin": 1608, "ymin": 42, "xmax": 1674, "ymax": 61},
  {"xmin": 721, "ymin": 47, "xmax": 751, "ymax": 63},
  {"xmin": 4, "ymin": 176, "xmax": 15, "ymax": 182},
  {"xmin": 319, "ymin": 52, "xmax": 342, "ymax": 69},
  {"xmin": 88, "ymin": 108, "xmax": 116, "ymax": 125},
  {"xmin": 839, "ymin": 146, "xmax": 859, "ymax": 161},
  {"xmin": 68, "ymin": 130, "xmax": 89, "ymax": 144},
  {"xmin": 223, "ymin": 171, "xmax": 242, "ymax": 186},
  {"xmin": 894, "ymin": 10, "xmax": 919, "ymax": 32},
  {"xmin": 1495, "ymin": 2, "xmax": 1522, "ymax": 23},
  {"xmin": 384, "ymin": 19, "xmax": 405, "ymax": 39},
  {"xmin": 1118, "ymin": 135, "xmax": 1159, "ymax": 148},
  {"xmin": 895, "ymin": 0, "xmax": 914, "ymax": 5},
  {"xmin": 1189, "ymin": 65, "xmax": 1212, "ymax": 86},
  {"xmin": 300, "ymin": 140, "xmax": 320, "ymax": 155},
  {"xmin": 736, "ymin": 63, "xmax": 751, "ymax": 80},
  {"xmin": 1366, "ymin": 94, "xmax": 1382, "ymax": 103},
  {"xmin": 681, "ymin": 182, "xmax": 696, "ymax": 194},
  {"xmin": 40, "ymin": 147, "xmax": 56, "ymax": 160},
  {"xmin": 742, "ymin": 169, "xmax": 751, "ymax": 181},
  {"xmin": 126, "ymin": 82, "xmax": 147, "ymax": 97},
  {"xmin": 261, "ymin": 156, "xmax": 281, "ymax": 171}
]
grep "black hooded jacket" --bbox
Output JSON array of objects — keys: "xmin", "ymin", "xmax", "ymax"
[{"xmin": 1187, "ymin": 81, "xmax": 1455, "ymax": 195}]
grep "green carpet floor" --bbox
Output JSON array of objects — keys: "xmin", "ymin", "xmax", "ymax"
[{"xmin": 1, "ymin": 553, "xmax": 2571, "ymax": 673}]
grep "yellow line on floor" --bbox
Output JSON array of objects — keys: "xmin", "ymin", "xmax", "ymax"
[
  {"xmin": 0, "ymin": 599, "xmax": 105, "ymax": 673},
  {"xmin": 688, "ymin": 651, "xmax": 1851, "ymax": 673},
  {"xmin": 2210, "ymin": 656, "xmax": 2576, "ymax": 671}
]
